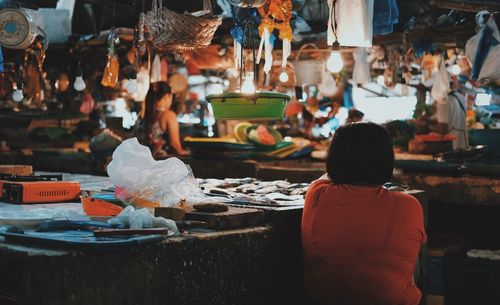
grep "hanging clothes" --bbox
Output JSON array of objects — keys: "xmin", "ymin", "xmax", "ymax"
[
  {"xmin": 352, "ymin": 47, "xmax": 371, "ymax": 84},
  {"xmin": 373, "ymin": 0, "xmax": 399, "ymax": 35},
  {"xmin": 465, "ymin": 16, "xmax": 500, "ymax": 86},
  {"xmin": 328, "ymin": 0, "xmax": 374, "ymax": 47},
  {"xmin": 257, "ymin": 0, "xmax": 293, "ymax": 73},
  {"xmin": 430, "ymin": 56, "xmax": 451, "ymax": 104}
]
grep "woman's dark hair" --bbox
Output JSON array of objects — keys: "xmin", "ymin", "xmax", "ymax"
[
  {"xmin": 146, "ymin": 81, "xmax": 172, "ymax": 107},
  {"xmin": 326, "ymin": 122, "xmax": 394, "ymax": 185},
  {"xmin": 144, "ymin": 82, "xmax": 173, "ymax": 128}
]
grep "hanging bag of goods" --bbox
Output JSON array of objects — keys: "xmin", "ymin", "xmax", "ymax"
[
  {"xmin": 292, "ymin": 43, "xmax": 324, "ymax": 85},
  {"xmin": 144, "ymin": 0, "xmax": 222, "ymax": 51}
]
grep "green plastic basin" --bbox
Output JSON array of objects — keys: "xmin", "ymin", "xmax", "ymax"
[{"xmin": 206, "ymin": 92, "xmax": 290, "ymax": 120}]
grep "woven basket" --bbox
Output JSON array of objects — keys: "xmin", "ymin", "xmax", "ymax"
[
  {"xmin": 293, "ymin": 43, "xmax": 324, "ymax": 85},
  {"xmin": 144, "ymin": 0, "xmax": 222, "ymax": 51}
]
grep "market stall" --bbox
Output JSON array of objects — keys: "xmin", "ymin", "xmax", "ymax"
[{"xmin": 0, "ymin": 0, "xmax": 499, "ymax": 304}]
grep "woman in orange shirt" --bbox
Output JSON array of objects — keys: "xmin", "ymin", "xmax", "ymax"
[{"xmin": 302, "ymin": 122, "xmax": 426, "ymax": 305}]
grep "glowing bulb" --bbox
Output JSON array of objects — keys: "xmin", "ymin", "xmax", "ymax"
[
  {"xmin": 207, "ymin": 83, "xmax": 223, "ymax": 95},
  {"xmin": 241, "ymin": 78, "xmax": 256, "ymax": 94},
  {"xmin": 451, "ymin": 64, "xmax": 461, "ymax": 76},
  {"xmin": 326, "ymin": 51, "xmax": 343, "ymax": 73},
  {"xmin": 12, "ymin": 89, "xmax": 23, "ymax": 102},
  {"xmin": 279, "ymin": 71, "xmax": 289, "ymax": 83},
  {"xmin": 73, "ymin": 76, "xmax": 86, "ymax": 91},
  {"xmin": 126, "ymin": 78, "xmax": 138, "ymax": 94},
  {"xmin": 377, "ymin": 75, "xmax": 385, "ymax": 86}
]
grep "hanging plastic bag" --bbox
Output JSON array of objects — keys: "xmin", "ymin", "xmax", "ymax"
[
  {"xmin": 352, "ymin": 47, "xmax": 371, "ymax": 84},
  {"xmin": 328, "ymin": 0, "xmax": 374, "ymax": 47},
  {"xmin": 107, "ymin": 138, "xmax": 204, "ymax": 207},
  {"xmin": 150, "ymin": 54, "xmax": 162, "ymax": 83},
  {"xmin": 101, "ymin": 54, "xmax": 119, "ymax": 87},
  {"xmin": 101, "ymin": 31, "xmax": 120, "ymax": 88},
  {"xmin": 160, "ymin": 56, "xmax": 168, "ymax": 82},
  {"xmin": 318, "ymin": 64, "xmax": 337, "ymax": 97},
  {"xmin": 79, "ymin": 91, "xmax": 94, "ymax": 114},
  {"xmin": 135, "ymin": 67, "xmax": 150, "ymax": 102}
]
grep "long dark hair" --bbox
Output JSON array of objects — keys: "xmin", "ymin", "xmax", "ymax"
[
  {"xmin": 135, "ymin": 82, "xmax": 172, "ymax": 146},
  {"xmin": 326, "ymin": 122, "xmax": 394, "ymax": 185},
  {"xmin": 144, "ymin": 82, "xmax": 172, "ymax": 128}
]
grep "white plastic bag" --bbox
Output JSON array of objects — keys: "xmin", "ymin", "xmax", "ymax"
[
  {"xmin": 107, "ymin": 138, "xmax": 203, "ymax": 207},
  {"xmin": 352, "ymin": 47, "xmax": 371, "ymax": 84},
  {"xmin": 150, "ymin": 54, "xmax": 162, "ymax": 83},
  {"xmin": 318, "ymin": 64, "xmax": 337, "ymax": 97},
  {"xmin": 108, "ymin": 206, "xmax": 179, "ymax": 235}
]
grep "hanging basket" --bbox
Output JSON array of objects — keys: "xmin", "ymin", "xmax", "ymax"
[
  {"xmin": 207, "ymin": 92, "xmax": 290, "ymax": 120},
  {"xmin": 292, "ymin": 43, "xmax": 324, "ymax": 85},
  {"xmin": 144, "ymin": 0, "xmax": 222, "ymax": 51}
]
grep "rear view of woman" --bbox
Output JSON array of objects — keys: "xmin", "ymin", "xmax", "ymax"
[{"xmin": 302, "ymin": 123, "xmax": 426, "ymax": 305}]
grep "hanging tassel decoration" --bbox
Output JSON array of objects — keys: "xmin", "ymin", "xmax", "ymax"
[
  {"xmin": 230, "ymin": 23, "xmax": 244, "ymax": 71},
  {"xmin": 234, "ymin": 39, "xmax": 242, "ymax": 70},
  {"xmin": 282, "ymin": 39, "xmax": 291, "ymax": 68},
  {"xmin": 257, "ymin": 0, "xmax": 293, "ymax": 73},
  {"xmin": 263, "ymin": 28, "xmax": 273, "ymax": 73}
]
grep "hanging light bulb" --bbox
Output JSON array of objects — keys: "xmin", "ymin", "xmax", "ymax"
[
  {"xmin": 451, "ymin": 64, "xmax": 461, "ymax": 76},
  {"xmin": 12, "ymin": 88, "xmax": 23, "ymax": 102},
  {"xmin": 126, "ymin": 70, "xmax": 138, "ymax": 94},
  {"xmin": 241, "ymin": 74, "xmax": 256, "ymax": 94},
  {"xmin": 74, "ymin": 61, "xmax": 86, "ymax": 91},
  {"xmin": 279, "ymin": 70, "xmax": 289, "ymax": 83},
  {"xmin": 74, "ymin": 76, "xmax": 86, "ymax": 91},
  {"xmin": 12, "ymin": 81, "xmax": 23, "ymax": 102},
  {"xmin": 377, "ymin": 75, "xmax": 385, "ymax": 86},
  {"xmin": 326, "ymin": 43, "xmax": 343, "ymax": 73}
]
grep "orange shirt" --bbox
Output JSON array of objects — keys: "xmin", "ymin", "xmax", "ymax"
[{"xmin": 302, "ymin": 180, "xmax": 426, "ymax": 305}]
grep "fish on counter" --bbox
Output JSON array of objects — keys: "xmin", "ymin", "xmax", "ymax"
[{"xmin": 196, "ymin": 177, "xmax": 309, "ymax": 206}]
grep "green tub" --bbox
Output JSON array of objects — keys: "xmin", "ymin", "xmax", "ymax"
[{"xmin": 207, "ymin": 92, "xmax": 290, "ymax": 120}]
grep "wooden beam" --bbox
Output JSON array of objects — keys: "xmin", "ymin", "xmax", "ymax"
[{"xmin": 429, "ymin": 0, "xmax": 500, "ymax": 12}]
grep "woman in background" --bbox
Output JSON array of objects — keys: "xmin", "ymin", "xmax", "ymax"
[
  {"xmin": 141, "ymin": 82, "xmax": 188, "ymax": 156},
  {"xmin": 302, "ymin": 122, "xmax": 426, "ymax": 305}
]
